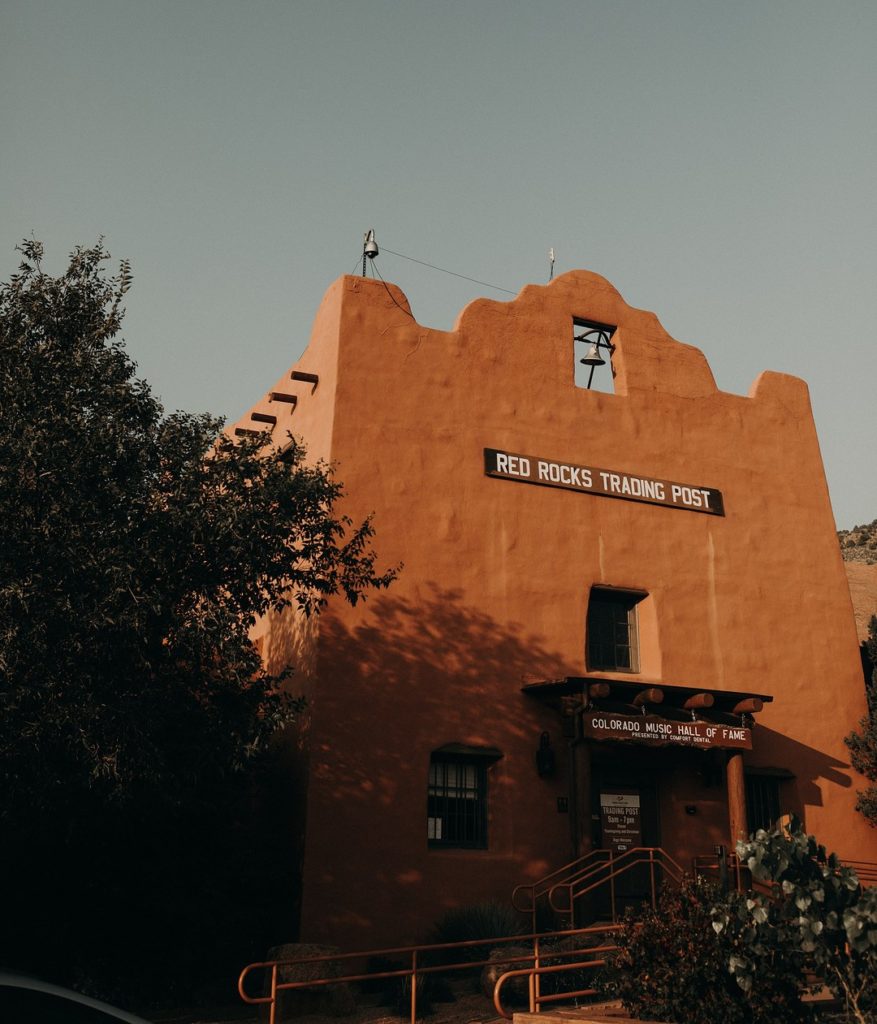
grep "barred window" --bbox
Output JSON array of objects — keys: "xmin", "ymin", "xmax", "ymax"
[
  {"xmin": 746, "ymin": 774, "xmax": 782, "ymax": 834},
  {"xmin": 428, "ymin": 757, "xmax": 487, "ymax": 849},
  {"xmin": 587, "ymin": 588, "xmax": 642, "ymax": 672}
]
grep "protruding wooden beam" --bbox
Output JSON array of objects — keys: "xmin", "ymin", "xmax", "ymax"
[
  {"xmin": 234, "ymin": 426, "xmax": 266, "ymax": 438},
  {"xmin": 291, "ymin": 370, "xmax": 319, "ymax": 392},
  {"xmin": 732, "ymin": 698, "xmax": 763, "ymax": 715},
  {"xmin": 270, "ymin": 392, "xmax": 298, "ymax": 406},
  {"xmin": 588, "ymin": 682, "xmax": 611, "ymax": 699},
  {"xmin": 250, "ymin": 412, "xmax": 277, "ymax": 426},
  {"xmin": 683, "ymin": 693, "xmax": 715, "ymax": 710},
  {"xmin": 632, "ymin": 687, "xmax": 664, "ymax": 707}
]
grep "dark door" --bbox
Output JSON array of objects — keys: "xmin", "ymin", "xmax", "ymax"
[{"xmin": 590, "ymin": 758, "xmax": 661, "ymax": 918}]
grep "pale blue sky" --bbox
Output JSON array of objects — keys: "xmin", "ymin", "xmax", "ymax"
[{"xmin": 3, "ymin": 1, "xmax": 875, "ymax": 528}]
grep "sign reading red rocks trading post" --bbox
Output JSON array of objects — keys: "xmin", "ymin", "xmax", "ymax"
[
  {"xmin": 583, "ymin": 711, "xmax": 751, "ymax": 750},
  {"xmin": 484, "ymin": 447, "xmax": 724, "ymax": 516}
]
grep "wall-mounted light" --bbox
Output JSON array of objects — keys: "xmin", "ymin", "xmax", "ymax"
[{"xmin": 535, "ymin": 731, "xmax": 556, "ymax": 777}]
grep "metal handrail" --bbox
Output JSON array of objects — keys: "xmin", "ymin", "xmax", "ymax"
[
  {"xmin": 844, "ymin": 859, "xmax": 877, "ymax": 886},
  {"xmin": 692, "ymin": 851, "xmax": 748, "ymax": 892},
  {"xmin": 238, "ymin": 922, "xmax": 621, "ymax": 1024},
  {"xmin": 692, "ymin": 853, "xmax": 877, "ymax": 897},
  {"xmin": 511, "ymin": 848, "xmax": 611, "ymax": 914},
  {"xmin": 549, "ymin": 847, "xmax": 685, "ymax": 920},
  {"xmin": 492, "ymin": 947, "xmax": 618, "ymax": 1020}
]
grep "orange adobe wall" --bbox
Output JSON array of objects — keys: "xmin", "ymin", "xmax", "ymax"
[{"xmin": 233, "ymin": 271, "xmax": 876, "ymax": 951}]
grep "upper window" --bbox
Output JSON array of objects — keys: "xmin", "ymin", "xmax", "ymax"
[
  {"xmin": 428, "ymin": 754, "xmax": 488, "ymax": 849},
  {"xmin": 587, "ymin": 588, "xmax": 642, "ymax": 672}
]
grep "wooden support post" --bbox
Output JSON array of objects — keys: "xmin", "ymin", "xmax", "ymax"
[
  {"xmin": 726, "ymin": 750, "xmax": 747, "ymax": 848},
  {"xmin": 574, "ymin": 739, "xmax": 592, "ymax": 859}
]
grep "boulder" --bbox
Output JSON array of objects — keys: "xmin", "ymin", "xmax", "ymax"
[
  {"xmin": 480, "ymin": 944, "xmax": 533, "ymax": 1008},
  {"xmin": 264, "ymin": 942, "xmax": 357, "ymax": 1020}
]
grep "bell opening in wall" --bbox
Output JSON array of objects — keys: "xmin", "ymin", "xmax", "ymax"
[{"xmin": 573, "ymin": 317, "xmax": 617, "ymax": 393}]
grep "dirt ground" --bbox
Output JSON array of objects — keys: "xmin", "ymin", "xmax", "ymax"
[
  {"xmin": 156, "ymin": 976, "xmax": 626, "ymax": 1024},
  {"xmin": 160, "ymin": 987, "xmax": 504, "ymax": 1024}
]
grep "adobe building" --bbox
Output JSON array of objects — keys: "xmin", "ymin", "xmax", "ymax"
[{"xmin": 233, "ymin": 270, "xmax": 876, "ymax": 950}]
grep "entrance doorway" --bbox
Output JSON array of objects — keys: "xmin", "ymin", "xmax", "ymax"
[{"xmin": 590, "ymin": 757, "xmax": 662, "ymax": 918}]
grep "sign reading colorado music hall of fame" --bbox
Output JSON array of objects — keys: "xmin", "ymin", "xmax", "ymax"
[
  {"xmin": 583, "ymin": 711, "xmax": 752, "ymax": 750},
  {"xmin": 484, "ymin": 447, "xmax": 725, "ymax": 516}
]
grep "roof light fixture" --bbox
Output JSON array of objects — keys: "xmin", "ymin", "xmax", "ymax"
[{"xmin": 362, "ymin": 229, "xmax": 379, "ymax": 275}]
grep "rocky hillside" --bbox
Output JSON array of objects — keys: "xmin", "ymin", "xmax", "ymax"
[
  {"xmin": 839, "ymin": 519, "xmax": 877, "ymax": 643},
  {"xmin": 839, "ymin": 518, "xmax": 877, "ymax": 565}
]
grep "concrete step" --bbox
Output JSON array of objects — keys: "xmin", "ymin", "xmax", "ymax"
[{"xmin": 513, "ymin": 1004, "xmax": 648, "ymax": 1023}]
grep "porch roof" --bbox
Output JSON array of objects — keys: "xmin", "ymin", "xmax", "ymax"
[{"xmin": 521, "ymin": 676, "xmax": 773, "ymax": 713}]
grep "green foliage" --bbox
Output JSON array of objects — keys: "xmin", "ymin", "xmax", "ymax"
[
  {"xmin": 847, "ymin": 616, "xmax": 877, "ymax": 825},
  {"xmin": 712, "ymin": 820, "xmax": 877, "ymax": 1024},
  {"xmin": 599, "ymin": 878, "xmax": 807, "ymax": 1024},
  {"xmin": 0, "ymin": 238, "xmax": 395, "ymax": 810},
  {"xmin": 0, "ymin": 240, "xmax": 396, "ymax": 999},
  {"xmin": 601, "ymin": 823, "xmax": 877, "ymax": 1024}
]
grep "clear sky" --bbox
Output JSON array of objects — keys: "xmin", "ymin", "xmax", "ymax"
[{"xmin": 3, "ymin": 1, "xmax": 875, "ymax": 529}]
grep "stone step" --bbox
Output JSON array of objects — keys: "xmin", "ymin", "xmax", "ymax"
[{"xmin": 513, "ymin": 1004, "xmax": 648, "ymax": 1023}]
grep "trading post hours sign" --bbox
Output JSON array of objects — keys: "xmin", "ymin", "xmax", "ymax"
[
  {"xmin": 484, "ymin": 447, "xmax": 724, "ymax": 516},
  {"xmin": 600, "ymin": 792, "xmax": 642, "ymax": 853}
]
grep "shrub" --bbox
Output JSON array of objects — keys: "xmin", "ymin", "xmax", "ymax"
[
  {"xmin": 713, "ymin": 821, "xmax": 877, "ymax": 1024},
  {"xmin": 429, "ymin": 900, "xmax": 528, "ymax": 963},
  {"xmin": 599, "ymin": 823, "xmax": 877, "ymax": 1024},
  {"xmin": 598, "ymin": 877, "xmax": 809, "ymax": 1024}
]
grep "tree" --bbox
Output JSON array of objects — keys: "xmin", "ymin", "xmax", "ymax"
[
  {"xmin": 847, "ymin": 615, "xmax": 877, "ymax": 825},
  {"xmin": 0, "ymin": 240, "xmax": 395, "ymax": 1000}
]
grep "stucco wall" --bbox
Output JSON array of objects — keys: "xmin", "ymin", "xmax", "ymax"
[{"xmin": 234, "ymin": 271, "xmax": 875, "ymax": 950}]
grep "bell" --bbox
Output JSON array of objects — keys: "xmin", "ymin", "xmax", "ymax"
[
  {"xmin": 363, "ymin": 229, "xmax": 379, "ymax": 259},
  {"xmin": 580, "ymin": 342, "xmax": 606, "ymax": 367}
]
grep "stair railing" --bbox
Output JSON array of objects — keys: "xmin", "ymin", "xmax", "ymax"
[{"xmin": 548, "ymin": 847, "xmax": 685, "ymax": 922}]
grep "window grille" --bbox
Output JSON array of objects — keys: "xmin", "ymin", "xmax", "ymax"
[
  {"xmin": 587, "ymin": 588, "xmax": 641, "ymax": 672},
  {"xmin": 746, "ymin": 774, "xmax": 782, "ymax": 833},
  {"xmin": 427, "ymin": 757, "xmax": 487, "ymax": 849}
]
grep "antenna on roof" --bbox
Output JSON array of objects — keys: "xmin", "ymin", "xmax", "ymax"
[
  {"xmin": 362, "ymin": 229, "xmax": 379, "ymax": 276},
  {"xmin": 548, "ymin": 247, "xmax": 556, "ymax": 282}
]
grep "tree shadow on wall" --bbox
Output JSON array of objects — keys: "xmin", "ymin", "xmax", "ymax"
[
  {"xmin": 751, "ymin": 724, "xmax": 861, "ymax": 854},
  {"xmin": 299, "ymin": 580, "xmax": 575, "ymax": 757},
  {"xmin": 752, "ymin": 725, "xmax": 854, "ymax": 805},
  {"xmin": 269, "ymin": 584, "xmax": 577, "ymax": 944},
  {"xmin": 269, "ymin": 587, "xmax": 877, "ymax": 947},
  {"xmin": 269, "ymin": 580, "xmax": 577, "ymax": 813}
]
